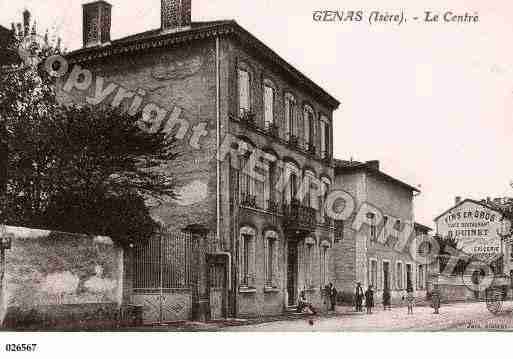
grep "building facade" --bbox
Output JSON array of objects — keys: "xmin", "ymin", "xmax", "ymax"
[
  {"xmin": 433, "ymin": 197, "xmax": 513, "ymax": 302},
  {"xmin": 61, "ymin": 0, "xmax": 340, "ymax": 321},
  {"xmin": 332, "ymin": 160, "xmax": 432, "ymax": 304}
]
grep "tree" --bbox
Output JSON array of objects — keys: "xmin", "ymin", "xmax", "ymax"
[{"xmin": 0, "ymin": 16, "xmax": 178, "ymax": 245}]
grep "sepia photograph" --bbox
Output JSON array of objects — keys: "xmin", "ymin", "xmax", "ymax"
[{"xmin": 0, "ymin": 0, "xmax": 512, "ymax": 353}]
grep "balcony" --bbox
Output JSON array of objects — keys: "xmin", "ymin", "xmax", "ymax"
[
  {"xmin": 282, "ymin": 200, "xmax": 316, "ymax": 235},
  {"xmin": 306, "ymin": 143, "xmax": 316, "ymax": 156},
  {"xmin": 264, "ymin": 122, "xmax": 279, "ymax": 138},
  {"xmin": 240, "ymin": 193, "xmax": 257, "ymax": 208},
  {"xmin": 320, "ymin": 151, "xmax": 332, "ymax": 165},
  {"xmin": 287, "ymin": 134, "xmax": 299, "ymax": 149},
  {"xmin": 239, "ymin": 108, "xmax": 257, "ymax": 128}
]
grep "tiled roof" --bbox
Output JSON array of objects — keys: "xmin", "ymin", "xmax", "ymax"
[
  {"xmin": 334, "ymin": 158, "xmax": 420, "ymax": 193},
  {"xmin": 66, "ymin": 20, "xmax": 340, "ymax": 109}
]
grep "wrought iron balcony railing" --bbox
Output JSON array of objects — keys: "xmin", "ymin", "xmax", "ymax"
[
  {"xmin": 282, "ymin": 200, "xmax": 316, "ymax": 234},
  {"xmin": 240, "ymin": 193, "xmax": 257, "ymax": 208},
  {"xmin": 264, "ymin": 122, "xmax": 279, "ymax": 138},
  {"xmin": 239, "ymin": 108, "xmax": 256, "ymax": 128}
]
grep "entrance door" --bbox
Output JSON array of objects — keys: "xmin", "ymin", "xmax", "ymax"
[
  {"xmin": 287, "ymin": 243, "xmax": 298, "ymax": 306},
  {"xmin": 383, "ymin": 262, "xmax": 390, "ymax": 291},
  {"xmin": 406, "ymin": 264, "xmax": 412, "ymax": 290},
  {"xmin": 209, "ymin": 262, "xmax": 227, "ymax": 320}
]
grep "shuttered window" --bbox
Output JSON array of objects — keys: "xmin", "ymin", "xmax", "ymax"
[
  {"xmin": 264, "ymin": 85, "xmax": 274, "ymax": 126},
  {"xmin": 238, "ymin": 69, "xmax": 250, "ymax": 116}
]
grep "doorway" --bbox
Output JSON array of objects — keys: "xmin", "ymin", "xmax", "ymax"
[
  {"xmin": 406, "ymin": 264, "xmax": 413, "ymax": 290},
  {"xmin": 287, "ymin": 242, "xmax": 298, "ymax": 306},
  {"xmin": 383, "ymin": 262, "xmax": 390, "ymax": 291}
]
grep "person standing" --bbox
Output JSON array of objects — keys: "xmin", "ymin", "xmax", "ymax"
[
  {"xmin": 365, "ymin": 285, "xmax": 374, "ymax": 314},
  {"xmin": 406, "ymin": 287, "xmax": 415, "ymax": 314},
  {"xmin": 382, "ymin": 288, "xmax": 391, "ymax": 310},
  {"xmin": 329, "ymin": 283, "xmax": 338, "ymax": 311},
  {"xmin": 431, "ymin": 284, "xmax": 441, "ymax": 314},
  {"xmin": 355, "ymin": 282, "xmax": 364, "ymax": 312}
]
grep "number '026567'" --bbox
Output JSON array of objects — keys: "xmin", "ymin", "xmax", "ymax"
[{"xmin": 5, "ymin": 344, "xmax": 38, "ymax": 352}]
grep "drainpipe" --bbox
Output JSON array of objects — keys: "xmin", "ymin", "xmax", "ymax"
[
  {"xmin": 215, "ymin": 36, "xmax": 234, "ymax": 317},
  {"xmin": 216, "ymin": 37, "xmax": 221, "ymax": 246}
]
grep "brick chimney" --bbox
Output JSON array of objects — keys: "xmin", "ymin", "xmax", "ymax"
[
  {"xmin": 365, "ymin": 160, "xmax": 380, "ymax": 171},
  {"xmin": 82, "ymin": 1, "xmax": 112, "ymax": 48},
  {"xmin": 23, "ymin": 9, "xmax": 31, "ymax": 37},
  {"xmin": 455, "ymin": 196, "xmax": 462, "ymax": 205},
  {"xmin": 161, "ymin": 0, "xmax": 192, "ymax": 32}
]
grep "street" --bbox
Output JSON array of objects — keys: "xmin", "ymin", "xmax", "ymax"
[{"xmin": 222, "ymin": 302, "xmax": 513, "ymax": 332}]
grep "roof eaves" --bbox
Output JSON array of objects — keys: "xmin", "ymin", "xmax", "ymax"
[
  {"xmin": 433, "ymin": 198, "xmax": 505, "ymax": 222},
  {"xmin": 64, "ymin": 20, "xmax": 340, "ymax": 110}
]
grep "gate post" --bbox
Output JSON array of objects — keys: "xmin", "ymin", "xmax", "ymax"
[{"xmin": 183, "ymin": 224, "xmax": 210, "ymax": 322}]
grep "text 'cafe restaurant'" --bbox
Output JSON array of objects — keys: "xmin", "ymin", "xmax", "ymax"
[{"xmin": 433, "ymin": 197, "xmax": 513, "ymax": 301}]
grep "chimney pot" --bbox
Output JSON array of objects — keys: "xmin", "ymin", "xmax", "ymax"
[
  {"xmin": 161, "ymin": 0, "xmax": 192, "ymax": 32},
  {"xmin": 23, "ymin": 9, "xmax": 30, "ymax": 37},
  {"xmin": 83, "ymin": 1, "xmax": 112, "ymax": 48},
  {"xmin": 455, "ymin": 196, "xmax": 462, "ymax": 205},
  {"xmin": 365, "ymin": 160, "xmax": 380, "ymax": 171}
]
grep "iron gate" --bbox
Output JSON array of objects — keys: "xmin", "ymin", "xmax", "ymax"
[{"xmin": 131, "ymin": 230, "xmax": 218, "ymax": 324}]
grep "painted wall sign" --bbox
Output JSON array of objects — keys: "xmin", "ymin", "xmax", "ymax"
[{"xmin": 435, "ymin": 200, "xmax": 506, "ymax": 263}]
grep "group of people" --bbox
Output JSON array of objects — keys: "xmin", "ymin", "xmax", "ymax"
[
  {"xmin": 354, "ymin": 282, "xmax": 419, "ymax": 315},
  {"xmin": 296, "ymin": 282, "xmax": 442, "ymax": 316},
  {"xmin": 296, "ymin": 283, "xmax": 338, "ymax": 314}
]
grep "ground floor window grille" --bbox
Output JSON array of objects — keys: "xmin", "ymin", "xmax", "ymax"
[{"xmin": 239, "ymin": 227, "xmax": 256, "ymax": 287}]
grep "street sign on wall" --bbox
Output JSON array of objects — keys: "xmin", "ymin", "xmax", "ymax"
[{"xmin": 435, "ymin": 200, "xmax": 507, "ymax": 263}]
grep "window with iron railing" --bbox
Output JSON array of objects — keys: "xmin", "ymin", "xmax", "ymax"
[
  {"xmin": 263, "ymin": 84, "xmax": 275, "ymax": 127},
  {"xmin": 239, "ymin": 230, "xmax": 255, "ymax": 287},
  {"xmin": 238, "ymin": 68, "xmax": 250, "ymax": 117},
  {"xmin": 303, "ymin": 106, "xmax": 315, "ymax": 153},
  {"xmin": 320, "ymin": 115, "xmax": 330, "ymax": 159},
  {"xmin": 285, "ymin": 93, "xmax": 296, "ymax": 141}
]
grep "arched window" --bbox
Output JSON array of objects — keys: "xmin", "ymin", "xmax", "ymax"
[
  {"xmin": 263, "ymin": 152, "xmax": 278, "ymax": 211},
  {"xmin": 320, "ymin": 177, "xmax": 332, "ymax": 221},
  {"xmin": 320, "ymin": 240, "xmax": 331, "ymax": 286},
  {"xmin": 264, "ymin": 230, "xmax": 280, "ymax": 287},
  {"xmin": 320, "ymin": 114, "xmax": 330, "ymax": 159},
  {"xmin": 303, "ymin": 105, "xmax": 315, "ymax": 152},
  {"xmin": 284, "ymin": 93, "xmax": 296, "ymax": 140},
  {"xmin": 238, "ymin": 66, "xmax": 251, "ymax": 117},
  {"xmin": 304, "ymin": 237, "xmax": 316, "ymax": 288},
  {"xmin": 239, "ymin": 226, "xmax": 256, "ymax": 287},
  {"xmin": 301, "ymin": 170, "xmax": 317, "ymax": 208},
  {"xmin": 263, "ymin": 79, "xmax": 276, "ymax": 129},
  {"xmin": 282, "ymin": 162, "xmax": 300, "ymax": 205}
]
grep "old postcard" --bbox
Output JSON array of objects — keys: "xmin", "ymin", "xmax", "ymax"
[{"xmin": 0, "ymin": 0, "xmax": 512, "ymax": 349}]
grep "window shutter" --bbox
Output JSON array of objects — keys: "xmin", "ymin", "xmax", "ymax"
[
  {"xmin": 264, "ymin": 86, "xmax": 274, "ymax": 125},
  {"xmin": 238, "ymin": 69, "xmax": 250, "ymax": 113}
]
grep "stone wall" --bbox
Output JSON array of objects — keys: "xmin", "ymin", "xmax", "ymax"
[{"xmin": 0, "ymin": 226, "xmax": 123, "ymax": 329}]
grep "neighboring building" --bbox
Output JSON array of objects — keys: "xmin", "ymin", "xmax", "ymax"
[
  {"xmin": 333, "ymin": 159, "xmax": 432, "ymax": 304},
  {"xmin": 433, "ymin": 197, "xmax": 512, "ymax": 301},
  {"xmin": 61, "ymin": 0, "xmax": 339, "ymax": 322}
]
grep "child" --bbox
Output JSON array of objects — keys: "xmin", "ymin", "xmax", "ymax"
[{"xmin": 406, "ymin": 287, "xmax": 415, "ymax": 314}]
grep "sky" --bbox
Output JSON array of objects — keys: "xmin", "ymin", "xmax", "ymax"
[{"xmin": 1, "ymin": 0, "xmax": 513, "ymax": 227}]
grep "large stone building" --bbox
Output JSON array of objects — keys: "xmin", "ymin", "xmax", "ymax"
[
  {"xmin": 61, "ymin": 0, "xmax": 339, "ymax": 322},
  {"xmin": 332, "ymin": 159, "xmax": 433, "ymax": 304}
]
